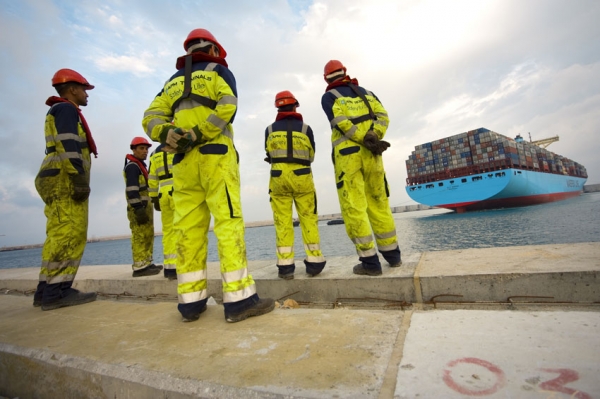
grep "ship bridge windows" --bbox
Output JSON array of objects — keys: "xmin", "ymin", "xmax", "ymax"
[
  {"xmin": 488, "ymin": 174, "xmax": 493, "ymax": 178},
  {"xmin": 461, "ymin": 178, "xmax": 467, "ymax": 183},
  {"xmin": 426, "ymin": 184, "xmax": 434, "ymax": 188},
  {"xmin": 472, "ymin": 176, "xmax": 483, "ymax": 182},
  {"xmin": 495, "ymin": 172, "xmax": 505, "ymax": 177},
  {"xmin": 438, "ymin": 182, "xmax": 444, "ymax": 187},
  {"xmin": 450, "ymin": 180, "xmax": 454, "ymax": 184}
]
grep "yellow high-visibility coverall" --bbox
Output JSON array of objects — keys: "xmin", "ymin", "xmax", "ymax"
[
  {"xmin": 265, "ymin": 112, "xmax": 326, "ymax": 277},
  {"xmin": 34, "ymin": 100, "xmax": 92, "ymax": 303},
  {"xmin": 149, "ymin": 145, "xmax": 176, "ymax": 278},
  {"xmin": 321, "ymin": 78, "xmax": 400, "ymax": 272},
  {"xmin": 123, "ymin": 159, "xmax": 154, "ymax": 271},
  {"xmin": 142, "ymin": 54, "xmax": 258, "ymax": 319}
]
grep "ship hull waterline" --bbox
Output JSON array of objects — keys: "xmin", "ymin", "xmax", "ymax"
[{"xmin": 406, "ymin": 168, "xmax": 587, "ymax": 213}]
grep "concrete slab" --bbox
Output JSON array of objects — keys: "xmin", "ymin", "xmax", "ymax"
[
  {"xmin": 416, "ymin": 243, "xmax": 600, "ymax": 304},
  {"xmin": 396, "ymin": 309, "xmax": 600, "ymax": 398},
  {"xmin": 2, "ymin": 243, "xmax": 599, "ymax": 307},
  {"xmin": 0, "ymin": 295, "xmax": 403, "ymax": 398},
  {"xmin": 1, "ymin": 297, "xmax": 599, "ymax": 398}
]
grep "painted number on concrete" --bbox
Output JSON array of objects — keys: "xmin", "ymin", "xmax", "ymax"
[
  {"xmin": 443, "ymin": 357, "xmax": 506, "ymax": 396},
  {"xmin": 538, "ymin": 368, "xmax": 591, "ymax": 399},
  {"xmin": 443, "ymin": 358, "xmax": 591, "ymax": 398}
]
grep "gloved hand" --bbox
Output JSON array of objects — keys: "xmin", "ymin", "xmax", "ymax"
[
  {"xmin": 363, "ymin": 131, "xmax": 391, "ymax": 156},
  {"xmin": 377, "ymin": 140, "xmax": 391, "ymax": 154},
  {"xmin": 263, "ymin": 156, "xmax": 271, "ymax": 164},
  {"xmin": 151, "ymin": 197, "xmax": 161, "ymax": 212},
  {"xmin": 159, "ymin": 126, "xmax": 202, "ymax": 153},
  {"xmin": 134, "ymin": 207, "xmax": 150, "ymax": 224},
  {"xmin": 69, "ymin": 174, "xmax": 90, "ymax": 202},
  {"xmin": 363, "ymin": 131, "xmax": 382, "ymax": 155}
]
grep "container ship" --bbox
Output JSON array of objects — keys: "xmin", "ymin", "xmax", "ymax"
[{"xmin": 405, "ymin": 128, "xmax": 588, "ymax": 213}]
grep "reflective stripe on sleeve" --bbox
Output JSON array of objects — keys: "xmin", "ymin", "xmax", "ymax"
[
  {"xmin": 217, "ymin": 95, "xmax": 237, "ymax": 106},
  {"xmin": 207, "ymin": 114, "xmax": 228, "ymax": 131},
  {"xmin": 146, "ymin": 118, "xmax": 165, "ymax": 136}
]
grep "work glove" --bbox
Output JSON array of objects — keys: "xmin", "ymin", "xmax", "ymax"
[
  {"xmin": 134, "ymin": 207, "xmax": 150, "ymax": 224},
  {"xmin": 363, "ymin": 131, "xmax": 382, "ymax": 155},
  {"xmin": 377, "ymin": 140, "xmax": 391, "ymax": 154},
  {"xmin": 363, "ymin": 131, "xmax": 391, "ymax": 156},
  {"xmin": 159, "ymin": 126, "xmax": 203, "ymax": 153},
  {"xmin": 151, "ymin": 197, "xmax": 161, "ymax": 212},
  {"xmin": 69, "ymin": 174, "xmax": 90, "ymax": 202}
]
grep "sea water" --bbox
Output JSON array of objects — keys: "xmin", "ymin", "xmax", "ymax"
[{"xmin": 1, "ymin": 192, "xmax": 598, "ymax": 270}]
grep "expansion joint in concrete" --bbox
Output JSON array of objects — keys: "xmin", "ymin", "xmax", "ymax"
[{"xmin": 378, "ymin": 310, "xmax": 414, "ymax": 399}]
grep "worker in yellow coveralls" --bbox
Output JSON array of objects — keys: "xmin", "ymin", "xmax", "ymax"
[
  {"xmin": 320, "ymin": 60, "xmax": 401, "ymax": 276},
  {"xmin": 33, "ymin": 68, "xmax": 98, "ymax": 311},
  {"xmin": 142, "ymin": 28, "xmax": 274, "ymax": 322},
  {"xmin": 265, "ymin": 90, "xmax": 326, "ymax": 280},
  {"xmin": 148, "ymin": 144, "xmax": 177, "ymax": 280},
  {"xmin": 124, "ymin": 137, "xmax": 163, "ymax": 277}
]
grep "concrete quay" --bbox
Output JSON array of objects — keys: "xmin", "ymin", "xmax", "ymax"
[
  {"xmin": 0, "ymin": 242, "xmax": 599, "ymax": 398},
  {"xmin": 583, "ymin": 183, "xmax": 600, "ymax": 193}
]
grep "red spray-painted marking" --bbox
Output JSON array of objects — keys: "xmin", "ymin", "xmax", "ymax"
[
  {"xmin": 443, "ymin": 357, "xmax": 506, "ymax": 396},
  {"xmin": 539, "ymin": 368, "xmax": 591, "ymax": 399}
]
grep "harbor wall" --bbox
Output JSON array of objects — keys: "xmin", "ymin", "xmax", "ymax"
[{"xmin": 583, "ymin": 183, "xmax": 600, "ymax": 193}]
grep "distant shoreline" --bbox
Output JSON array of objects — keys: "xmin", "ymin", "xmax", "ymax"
[{"xmin": 0, "ymin": 206, "xmax": 436, "ymax": 252}]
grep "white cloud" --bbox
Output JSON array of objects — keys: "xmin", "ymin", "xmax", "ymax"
[{"xmin": 94, "ymin": 53, "xmax": 155, "ymax": 75}]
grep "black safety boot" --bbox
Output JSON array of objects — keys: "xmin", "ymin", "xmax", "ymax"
[
  {"xmin": 164, "ymin": 268, "xmax": 177, "ymax": 281},
  {"xmin": 33, "ymin": 281, "xmax": 45, "ymax": 307},
  {"xmin": 381, "ymin": 248, "xmax": 402, "ymax": 268},
  {"xmin": 278, "ymin": 272, "xmax": 294, "ymax": 280},
  {"xmin": 41, "ymin": 289, "xmax": 97, "ymax": 311},
  {"xmin": 353, "ymin": 263, "xmax": 382, "ymax": 276},
  {"xmin": 132, "ymin": 264, "xmax": 163, "ymax": 277},
  {"xmin": 181, "ymin": 305, "xmax": 207, "ymax": 322},
  {"xmin": 277, "ymin": 264, "xmax": 295, "ymax": 280},
  {"xmin": 178, "ymin": 299, "xmax": 208, "ymax": 322},
  {"xmin": 305, "ymin": 259, "xmax": 326, "ymax": 277},
  {"xmin": 225, "ymin": 298, "xmax": 275, "ymax": 323}
]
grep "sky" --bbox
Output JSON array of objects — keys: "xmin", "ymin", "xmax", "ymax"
[{"xmin": 0, "ymin": 0, "xmax": 599, "ymax": 247}]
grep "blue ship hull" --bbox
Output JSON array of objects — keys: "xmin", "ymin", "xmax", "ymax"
[{"xmin": 406, "ymin": 168, "xmax": 587, "ymax": 213}]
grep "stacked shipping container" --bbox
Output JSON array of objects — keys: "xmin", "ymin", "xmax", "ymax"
[{"xmin": 406, "ymin": 128, "xmax": 587, "ymax": 185}]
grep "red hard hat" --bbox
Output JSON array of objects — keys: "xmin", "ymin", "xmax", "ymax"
[
  {"xmin": 130, "ymin": 137, "xmax": 152, "ymax": 149},
  {"xmin": 323, "ymin": 60, "xmax": 347, "ymax": 82},
  {"xmin": 274, "ymin": 90, "xmax": 299, "ymax": 108},
  {"xmin": 52, "ymin": 68, "xmax": 94, "ymax": 90},
  {"xmin": 183, "ymin": 28, "xmax": 227, "ymax": 58}
]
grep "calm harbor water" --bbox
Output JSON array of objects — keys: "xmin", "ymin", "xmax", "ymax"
[{"xmin": 1, "ymin": 192, "xmax": 598, "ymax": 270}]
